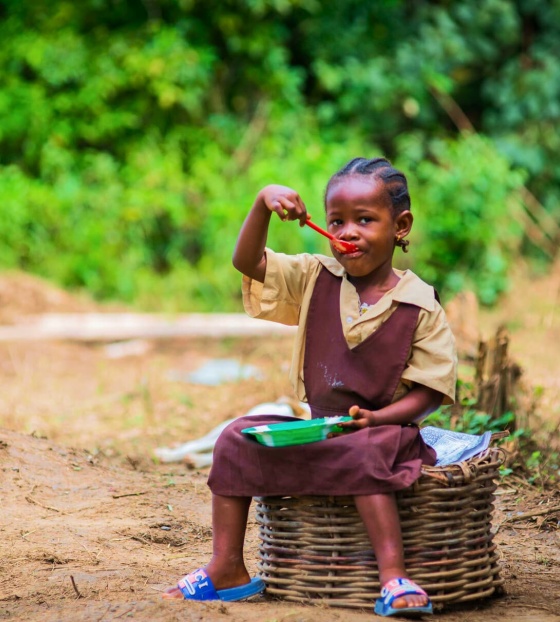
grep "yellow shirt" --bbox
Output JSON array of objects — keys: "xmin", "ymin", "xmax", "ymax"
[{"xmin": 242, "ymin": 250, "xmax": 457, "ymax": 407}]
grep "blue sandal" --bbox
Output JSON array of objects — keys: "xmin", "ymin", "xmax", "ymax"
[
  {"xmin": 176, "ymin": 568, "xmax": 265, "ymax": 601},
  {"xmin": 374, "ymin": 578, "xmax": 433, "ymax": 617}
]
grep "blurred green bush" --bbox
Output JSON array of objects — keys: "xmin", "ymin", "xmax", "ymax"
[{"xmin": 0, "ymin": 0, "xmax": 557, "ymax": 310}]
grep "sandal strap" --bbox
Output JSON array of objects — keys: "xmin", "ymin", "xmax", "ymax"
[
  {"xmin": 177, "ymin": 568, "xmax": 219, "ymax": 600},
  {"xmin": 381, "ymin": 578, "xmax": 428, "ymax": 605}
]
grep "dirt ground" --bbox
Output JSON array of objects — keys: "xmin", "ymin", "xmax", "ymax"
[{"xmin": 0, "ymin": 264, "xmax": 559, "ymax": 622}]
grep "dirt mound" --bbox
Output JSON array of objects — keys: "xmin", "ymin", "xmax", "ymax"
[
  {"xmin": 0, "ymin": 271, "xmax": 100, "ymax": 324},
  {"xmin": 0, "ymin": 427, "xmax": 218, "ymax": 621}
]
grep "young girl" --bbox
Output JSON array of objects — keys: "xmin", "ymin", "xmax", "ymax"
[{"xmin": 163, "ymin": 157, "xmax": 457, "ymax": 617}]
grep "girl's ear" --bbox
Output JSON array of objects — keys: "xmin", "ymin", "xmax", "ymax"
[{"xmin": 395, "ymin": 210, "xmax": 413, "ymax": 239}]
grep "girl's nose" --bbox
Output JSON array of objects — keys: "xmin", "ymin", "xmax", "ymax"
[{"xmin": 338, "ymin": 222, "xmax": 359, "ymax": 240}]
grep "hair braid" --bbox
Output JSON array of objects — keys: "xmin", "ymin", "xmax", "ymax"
[{"xmin": 325, "ymin": 157, "xmax": 411, "ymax": 251}]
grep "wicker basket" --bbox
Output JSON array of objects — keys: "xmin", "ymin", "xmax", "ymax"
[{"xmin": 255, "ymin": 445, "xmax": 506, "ymax": 610}]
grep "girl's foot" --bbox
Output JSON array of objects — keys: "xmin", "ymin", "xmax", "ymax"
[
  {"xmin": 374, "ymin": 578, "xmax": 432, "ymax": 616},
  {"xmin": 162, "ymin": 565, "xmax": 252, "ymax": 600}
]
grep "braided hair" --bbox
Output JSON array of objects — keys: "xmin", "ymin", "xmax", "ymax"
[{"xmin": 325, "ymin": 157, "xmax": 411, "ymax": 252}]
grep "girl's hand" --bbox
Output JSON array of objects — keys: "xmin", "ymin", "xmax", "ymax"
[
  {"xmin": 327, "ymin": 405, "xmax": 376, "ymax": 438},
  {"xmin": 346, "ymin": 404, "xmax": 376, "ymax": 428},
  {"xmin": 259, "ymin": 185, "xmax": 308, "ymax": 226}
]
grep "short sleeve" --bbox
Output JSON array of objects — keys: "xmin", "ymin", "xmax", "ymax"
[
  {"xmin": 401, "ymin": 304, "xmax": 458, "ymax": 405},
  {"xmin": 242, "ymin": 250, "xmax": 319, "ymax": 326}
]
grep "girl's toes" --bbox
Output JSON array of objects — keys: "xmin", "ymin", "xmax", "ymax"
[
  {"xmin": 393, "ymin": 593, "xmax": 428, "ymax": 609},
  {"xmin": 162, "ymin": 586, "xmax": 184, "ymax": 599}
]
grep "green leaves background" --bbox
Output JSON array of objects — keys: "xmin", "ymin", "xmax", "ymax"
[{"xmin": 0, "ymin": 0, "xmax": 558, "ymax": 310}]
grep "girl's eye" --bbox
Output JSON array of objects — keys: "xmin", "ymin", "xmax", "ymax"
[
  {"xmin": 359, "ymin": 217, "xmax": 372, "ymax": 224},
  {"xmin": 329, "ymin": 219, "xmax": 343, "ymax": 227}
]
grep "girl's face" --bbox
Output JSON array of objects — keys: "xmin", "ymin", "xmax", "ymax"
[{"xmin": 325, "ymin": 176, "xmax": 411, "ymax": 280}]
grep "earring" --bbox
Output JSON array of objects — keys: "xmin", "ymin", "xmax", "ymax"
[{"xmin": 395, "ymin": 235, "xmax": 410, "ymax": 253}]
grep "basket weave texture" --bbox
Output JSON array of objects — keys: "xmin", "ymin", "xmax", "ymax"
[{"xmin": 255, "ymin": 446, "xmax": 505, "ymax": 610}]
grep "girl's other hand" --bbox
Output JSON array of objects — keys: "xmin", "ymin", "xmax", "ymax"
[
  {"xmin": 337, "ymin": 405, "xmax": 376, "ymax": 431},
  {"xmin": 347, "ymin": 404, "xmax": 377, "ymax": 428},
  {"xmin": 260, "ymin": 185, "xmax": 307, "ymax": 226},
  {"xmin": 327, "ymin": 405, "xmax": 376, "ymax": 438}
]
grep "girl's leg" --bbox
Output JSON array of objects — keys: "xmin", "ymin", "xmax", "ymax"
[
  {"xmin": 354, "ymin": 493, "xmax": 429, "ymax": 610},
  {"xmin": 163, "ymin": 494, "xmax": 252, "ymax": 599}
]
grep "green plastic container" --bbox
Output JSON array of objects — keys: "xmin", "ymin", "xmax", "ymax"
[{"xmin": 241, "ymin": 416, "xmax": 353, "ymax": 447}]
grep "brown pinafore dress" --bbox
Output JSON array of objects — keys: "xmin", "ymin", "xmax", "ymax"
[{"xmin": 207, "ymin": 268, "xmax": 436, "ymax": 497}]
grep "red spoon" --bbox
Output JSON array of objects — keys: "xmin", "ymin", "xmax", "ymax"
[{"xmin": 304, "ymin": 216, "xmax": 359, "ymax": 254}]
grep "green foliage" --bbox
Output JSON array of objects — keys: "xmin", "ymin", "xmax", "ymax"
[
  {"xmin": 523, "ymin": 450, "xmax": 559, "ymax": 488},
  {"xmin": 424, "ymin": 384, "xmax": 559, "ymax": 488},
  {"xmin": 0, "ymin": 0, "xmax": 558, "ymax": 309},
  {"xmin": 423, "ymin": 404, "xmax": 517, "ymax": 437},
  {"xmin": 400, "ymin": 134, "xmax": 526, "ymax": 304}
]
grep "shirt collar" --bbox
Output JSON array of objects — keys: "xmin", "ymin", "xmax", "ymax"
[
  {"xmin": 315, "ymin": 255, "xmax": 436, "ymax": 312},
  {"xmin": 392, "ymin": 269, "xmax": 436, "ymax": 311}
]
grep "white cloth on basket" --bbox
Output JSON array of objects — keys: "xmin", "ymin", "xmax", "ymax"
[{"xmin": 420, "ymin": 426, "xmax": 492, "ymax": 466}]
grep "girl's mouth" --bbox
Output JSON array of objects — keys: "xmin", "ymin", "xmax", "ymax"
[
  {"xmin": 305, "ymin": 216, "xmax": 359, "ymax": 254},
  {"xmin": 338, "ymin": 247, "xmax": 363, "ymax": 259},
  {"xmin": 331, "ymin": 239, "xmax": 360, "ymax": 254}
]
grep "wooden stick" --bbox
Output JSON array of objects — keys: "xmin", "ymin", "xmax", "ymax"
[
  {"xmin": 95, "ymin": 605, "xmax": 111, "ymax": 622},
  {"xmin": 111, "ymin": 491, "xmax": 148, "ymax": 499},
  {"xmin": 25, "ymin": 496, "xmax": 63, "ymax": 513},
  {"xmin": 0, "ymin": 312, "xmax": 296, "ymax": 342},
  {"xmin": 501, "ymin": 503, "xmax": 560, "ymax": 524},
  {"xmin": 70, "ymin": 575, "xmax": 84, "ymax": 599}
]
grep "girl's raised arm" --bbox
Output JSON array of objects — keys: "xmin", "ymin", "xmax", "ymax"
[{"xmin": 232, "ymin": 185, "xmax": 307, "ymax": 283}]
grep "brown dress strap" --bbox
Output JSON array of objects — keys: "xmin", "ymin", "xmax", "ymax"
[{"xmin": 303, "ymin": 268, "xmax": 421, "ymax": 418}]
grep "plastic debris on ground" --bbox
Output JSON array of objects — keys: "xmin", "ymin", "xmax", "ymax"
[{"xmin": 167, "ymin": 358, "xmax": 264, "ymax": 386}]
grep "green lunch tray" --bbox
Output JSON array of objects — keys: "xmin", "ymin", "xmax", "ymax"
[{"xmin": 241, "ymin": 416, "xmax": 353, "ymax": 447}]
